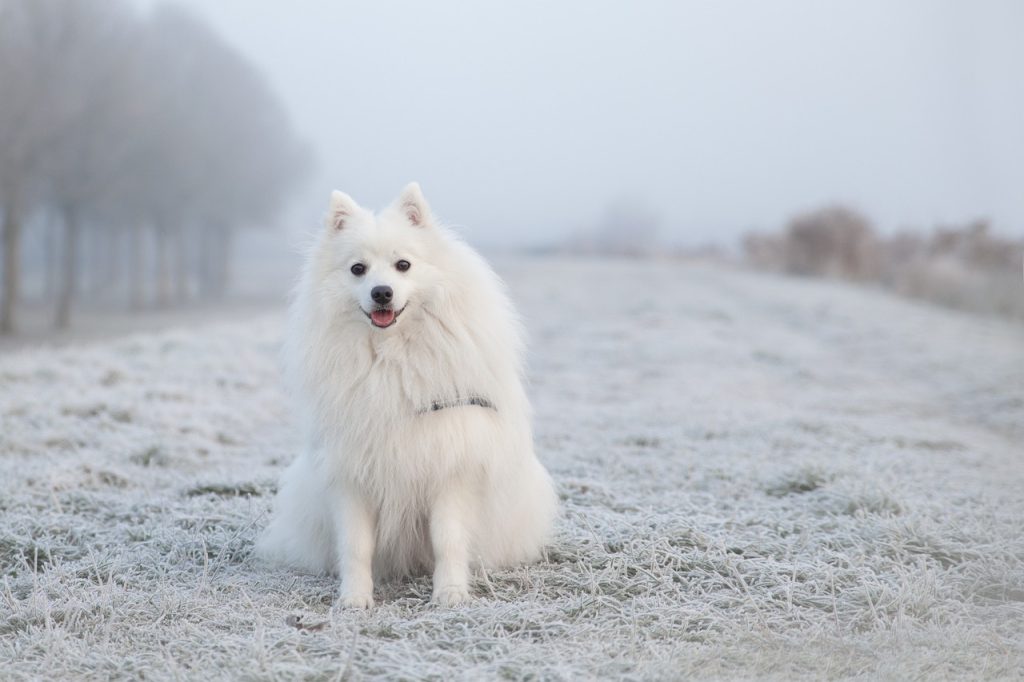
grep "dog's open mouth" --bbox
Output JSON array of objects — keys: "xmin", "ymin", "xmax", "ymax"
[{"xmin": 364, "ymin": 305, "xmax": 406, "ymax": 329}]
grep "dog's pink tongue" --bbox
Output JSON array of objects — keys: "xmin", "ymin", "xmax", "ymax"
[{"xmin": 371, "ymin": 309, "xmax": 395, "ymax": 327}]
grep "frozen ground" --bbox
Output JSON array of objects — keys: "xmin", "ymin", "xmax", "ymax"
[{"xmin": 1, "ymin": 258, "xmax": 1022, "ymax": 680}]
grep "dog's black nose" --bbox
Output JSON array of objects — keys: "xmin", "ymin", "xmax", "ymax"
[{"xmin": 371, "ymin": 286, "xmax": 393, "ymax": 305}]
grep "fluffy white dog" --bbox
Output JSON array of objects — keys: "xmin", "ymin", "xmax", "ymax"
[{"xmin": 257, "ymin": 183, "xmax": 557, "ymax": 607}]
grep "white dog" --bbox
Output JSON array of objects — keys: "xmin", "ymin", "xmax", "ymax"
[{"xmin": 257, "ymin": 183, "xmax": 557, "ymax": 607}]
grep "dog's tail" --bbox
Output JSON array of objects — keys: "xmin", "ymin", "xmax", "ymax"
[{"xmin": 255, "ymin": 451, "xmax": 336, "ymax": 575}]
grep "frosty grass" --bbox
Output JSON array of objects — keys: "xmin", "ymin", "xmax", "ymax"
[{"xmin": 2, "ymin": 259, "xmax": 1022, "ymax": 679}]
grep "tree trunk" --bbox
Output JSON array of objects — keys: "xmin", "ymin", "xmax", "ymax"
[
  {"xmin": 89, "ymin": 223, "xmax": 108, "ymax": 297},
  {"xmin": 55, "ymin": 207, "xmax": 80, "ymax": 330},
  {"xmin": 1, "ymin": 199, "xmax": 22, "ymax": 334},
  {"xmin": 204, "ymin": 224, "xmax": 232, "ymax": 300},
  {"xmin": 174, "ymin": 226, "xmax": 188, "ymax": 304},
  {"xmin": 107, "ymin": 226, "xmax": 122, "ymax": 301},
  {"xmin": 155, "ymin": 223, "xmax": 171, "ymax": 307},
  {"xmin": 199, "ymin": 225, "xmax": 215, "ymax": 298},
  {"xmin": 221, "ymin": 226, "xmax": 234, "ymax": 298},
  {"xmin": 44, "ymin": 212, "xmax": 57, "ymax": 302},
  {"xmin": 128, "ymin": 225, "xmax": 144, "ymax": 310}
]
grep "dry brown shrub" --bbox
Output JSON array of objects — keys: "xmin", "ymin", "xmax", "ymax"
[{"xmin": 743, "ymin": 210, "xmax": 1023, "ymax": 320}]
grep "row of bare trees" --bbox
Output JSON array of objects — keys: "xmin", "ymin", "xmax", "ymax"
[
  {"xmin": 744, "ymin": 206, "xmax": 1024, "ymax": 319},
  {"xmin": 0, "ymin": 0, "xmax": 309, "ymax": 333}
]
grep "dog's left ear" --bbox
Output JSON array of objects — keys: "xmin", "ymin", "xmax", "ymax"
[{"xmin": 397, "ymin": 182, "xmax": 431, "ymax": 227}]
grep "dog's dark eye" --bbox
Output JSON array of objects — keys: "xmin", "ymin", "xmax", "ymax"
[
  {"xmin": 395, "ymin": 260, "xmax": 411, "ymax": 272},
  {"xmin": 350, "ymin": 263, "xmax": 366, "ymax": 276}
]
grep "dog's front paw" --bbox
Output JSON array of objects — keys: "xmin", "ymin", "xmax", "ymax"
[
  {"xmin": 337, "ymin": 592, "xmax": 375, "ymax": 609},
  {"xmin": 432, "ymin": 584, "xmax": 471, "ymax": 607}
]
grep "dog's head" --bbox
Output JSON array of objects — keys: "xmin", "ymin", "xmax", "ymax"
[{"xmin": 314, "ymin": 183, "xmax": 441, "ymax": 330}]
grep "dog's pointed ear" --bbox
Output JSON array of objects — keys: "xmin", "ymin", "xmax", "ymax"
[
  {"xmin": 327, "ymin": 190, "xmax": 359, "ymax": 231},
  {"xmin": 396, "ymin": 182, "xmax": 431, "ymax": 227}
]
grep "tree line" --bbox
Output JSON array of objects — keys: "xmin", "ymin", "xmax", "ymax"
[{"xmin": 0, "ymin": 0, "xmax": 309, "ymax": 333}]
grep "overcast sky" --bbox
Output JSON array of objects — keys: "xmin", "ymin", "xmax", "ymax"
[{"xmin": 140, "ymin": 0, "xmax": 1023, "ymax": 248}]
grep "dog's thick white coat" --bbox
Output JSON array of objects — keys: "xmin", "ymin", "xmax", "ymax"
[{"xmin": 257, "ymin": 184, "xmax": 557, "ymax": 607}]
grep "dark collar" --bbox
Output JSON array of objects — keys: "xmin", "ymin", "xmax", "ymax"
[{"xmin": 418, "ymin": 395, "xmax": 496, "ymax": 415}]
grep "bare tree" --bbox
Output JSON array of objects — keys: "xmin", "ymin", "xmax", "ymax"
[
  {"xmin": 43, "ymin": 1, "xmax": 138, "ymax": 327},
  {"xmin": 0, "ymin": 0, "xmax": 138, "ymax": 330},
  {"xmin": 0, "ymin": 0, "xmax": 59, "ymax": 332},
  {"xmin": 0, "ymin": 0, "xmax": 309, "ymax": 332},
  {"xmin": 132, "ymin": 4, "xmax": 309, "ymax": 304}
]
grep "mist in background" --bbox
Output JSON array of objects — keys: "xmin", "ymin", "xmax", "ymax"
[
  {"xmin": 155, "ymin": 0, "xmax": 1024, "ymax": 247},
  {"xmin": 1, "ymin": 0, "xmax": 1022, "ymax": 337}
]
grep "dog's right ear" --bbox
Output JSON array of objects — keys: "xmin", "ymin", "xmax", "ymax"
[{"xmin": 327, "ymin": 190, "xmax": 359, "ymax": 231}]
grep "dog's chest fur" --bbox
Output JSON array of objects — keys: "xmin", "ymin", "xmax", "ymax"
[{"xmin": 306, "ymin": 317, "xmax": 503, "ymax": 497}]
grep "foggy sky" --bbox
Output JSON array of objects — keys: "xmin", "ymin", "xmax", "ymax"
[{"xmin": 139, "ymin": 0, "xmax": 1024, "ymax": 248}]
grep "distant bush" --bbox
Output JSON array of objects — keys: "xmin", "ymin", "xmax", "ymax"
[
  {"xmin": 884, "ymin": 221, "xmax": 1024, "ymax": 319},
  {"xmin": 782, "ymin": 206, "xmax": 879, "ymax": 280},
  {"xmin": 744, "ymin": 208, "xmax": 1023, "ymax": 320}
]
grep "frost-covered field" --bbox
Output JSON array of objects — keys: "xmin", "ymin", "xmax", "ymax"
[{"xmin": 1, "ymin": 258, "xmax": 1022, "ymax": 680}]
